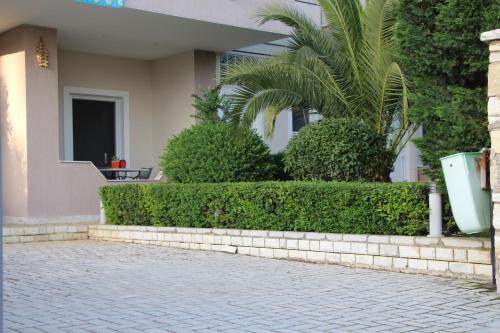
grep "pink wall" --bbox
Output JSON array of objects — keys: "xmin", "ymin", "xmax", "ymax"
[{"xmin": 1, "ymin": 26, "xmax": 107, "ymax": 224}]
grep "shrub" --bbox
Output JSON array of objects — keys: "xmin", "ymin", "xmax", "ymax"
[
  {"xmin": 395, "ymin": 0, "xmax": 497, "ymax": 189},
  {"xmin": 100, "ymin": 181, "xmax": 430, "ymax": 236},
  {"xmin": 283, "ymin": 119, "xmax": 394, "ymax": 182},
  {"xmin": 160, "ymin": 123, "xmax": 278, "ymax": 183}
]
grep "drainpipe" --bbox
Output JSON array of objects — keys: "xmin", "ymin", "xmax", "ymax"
[{"xmin": 429, "ymin": 183, "xmax": 443, "ymax": 237}]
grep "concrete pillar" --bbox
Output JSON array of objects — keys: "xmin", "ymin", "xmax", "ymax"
[{"xmin": 481, "ymin": 28, "xmax": 500, "ymax": 290}]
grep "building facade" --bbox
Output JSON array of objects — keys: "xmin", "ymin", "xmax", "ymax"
[{"xmin": 0, "ymin": 0, "xmax": 419, "ymax": 225}]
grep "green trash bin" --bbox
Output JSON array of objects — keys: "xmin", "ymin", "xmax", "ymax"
[{"xmin": 440, "ymin": 152, "xmax": 491, "ymax": 234}]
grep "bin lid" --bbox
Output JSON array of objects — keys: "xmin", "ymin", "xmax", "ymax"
[{"xmin": 440, "ymin": 152, "xmax": 481, "ymax": 162}]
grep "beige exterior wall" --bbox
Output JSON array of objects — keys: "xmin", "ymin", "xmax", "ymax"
[
  {"xmin": 151, "ymin": 51, "xmax": 196, "ymax": 167},
  {"xmin": 1, "ymin": 25, "xmax": 218, "ymax": 223},
  {"xmin": 58, "ymin": 50, "xmax": 154, "ymax": 170},
  {"xmin": 0, "ymin": 27, "xmax": 29, "ymax": 218}
]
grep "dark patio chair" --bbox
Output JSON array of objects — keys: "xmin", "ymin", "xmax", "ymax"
[{"xmin": 134, "ymin": 167, "xmax": 153, "ymax": 180}]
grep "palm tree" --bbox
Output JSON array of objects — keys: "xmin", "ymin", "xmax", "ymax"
[{"xmin": 222, "ymin": 0, "xmax": 413, "ymax": 157}]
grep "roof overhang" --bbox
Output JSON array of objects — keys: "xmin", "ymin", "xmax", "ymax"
[{"xmin": 0, "ymin": 0, "xmax": 296, "ymax": 60}]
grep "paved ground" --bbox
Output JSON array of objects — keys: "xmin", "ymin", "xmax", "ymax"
[{"xmin": 4, "ymin": 241, "xmax": 500, "ymax": 333}]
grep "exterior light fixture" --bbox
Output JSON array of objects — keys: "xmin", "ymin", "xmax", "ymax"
[{"xmin": 35, "ymin": 37, "xmax": 49, "ymax": 69}]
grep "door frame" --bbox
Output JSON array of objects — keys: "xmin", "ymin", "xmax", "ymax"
[{"xmin": 63, "ymin": 87, "xmax": 130, "ymax": 164}]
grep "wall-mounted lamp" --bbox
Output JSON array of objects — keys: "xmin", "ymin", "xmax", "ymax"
[{"xmin": 36, "ymin": 37, "xmax": 49, "ymax": 69}]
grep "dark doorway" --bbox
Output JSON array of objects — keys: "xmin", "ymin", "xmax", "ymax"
[{"xmin": 72, "ymin": 99, "xmax": 116, "ymax": 167}]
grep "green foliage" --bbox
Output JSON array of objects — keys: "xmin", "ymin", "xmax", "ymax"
[
  {"xmin": 395, "ymin": 0, "xmax": 498, "ymax": 188},
  {"xmin": 100, "ymin": 181, "xmax": 430, "ymax": 236},
  {"xmin": 160, "ymin": 123, "xmax": 278, "ymax": 183},
  {"xmin": 191, "ymin": 86, "xmax": 233, "ymax": 124},
  {"xmin": 284, "ymin": 119, "xmax": 394, "ymax": 181},
  {"xmin": 223, "ymin": 0, "xmax": 413, "ymax": 158}
]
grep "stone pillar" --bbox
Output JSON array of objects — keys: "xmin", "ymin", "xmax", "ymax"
[{"xmin": 481, "ymin": 29, "xmax": 500, "ymax": 289}]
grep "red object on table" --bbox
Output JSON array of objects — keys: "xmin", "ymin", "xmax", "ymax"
[
  {"xmin": 111, "ymin": 160, "xmax": 120, "ymax": 169},
  {"xmin": 119, "ymin": 160, "xmax": 127, "ymax": 168}
]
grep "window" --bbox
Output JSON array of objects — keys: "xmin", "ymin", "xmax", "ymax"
[{"xmin": 292, "ymin": 110, "xmax": 310, "ymax": 133}]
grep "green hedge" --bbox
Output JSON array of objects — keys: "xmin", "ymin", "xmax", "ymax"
[{"xmin": 100, "ymin": 182, "xmax": 430, "ymax": 236}]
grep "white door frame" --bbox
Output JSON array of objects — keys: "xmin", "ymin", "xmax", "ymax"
[{"xmin": 63, "ymin": 87, "xmax": 130, "ymax": 164}]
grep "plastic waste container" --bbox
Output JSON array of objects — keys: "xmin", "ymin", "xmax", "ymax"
[{"xmin": 440, "ymin": 152, "xmax": 491, "ymax": 234}]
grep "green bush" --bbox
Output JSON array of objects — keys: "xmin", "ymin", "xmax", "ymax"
[
  {"xmin": 395, "ymin": 0, "xmax": 497, "ymax": 189},
  {"xmin": 283, "ymin": 119, "xmax": 394, "ymax": 181},
  {"xmin": 100, "ymin": 181, "xmax": 430, "ymax": 236},
  {"xmin": 160, "ymin": 123, "xmax": 278, "ymax": 183}
]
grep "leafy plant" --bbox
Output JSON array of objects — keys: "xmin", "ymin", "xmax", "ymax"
[
  {"xmin": 160, "ymin": 123, "xmax": 278, "ymax": 183},
  {"xmin": 395, "ymin": 0, "xmax": 498, "ymax": 189},
  {"xmin": 191, "ymin": 86, "xmax": 233, "ymax": 124},
  {"xmin": 100, "ymin": 181, "xmax": 430, "ymax": 236},
  {"xmin": 284, "ymin": 118, "xmax": 394, "ymax": 181},
  {"xmin": 223, "ymin": 0, "xmax": 413, "ymax": 160}
]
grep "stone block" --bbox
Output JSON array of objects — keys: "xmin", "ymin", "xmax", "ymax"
[
  {"xmin": 408, "ymin": 259, "xmax": 427, "ymax": 270},
  {"xmin": 189, "ymin": 243, "xmax": 201, "ymax": 250},
  {"xmin": 253, "ymin": 238, "xmax": 265, "ymax": 248},
  {"xmin": 212, "ymin": 229, "xmax": 227, "ymax": 235},
  {"xmin": 393, "ymin": 258, "xmax": 408, "ymax": 269},
  {"xmin": 202, "ymin": 235, "xmax": 215, "ymax": 244},
  {"xmin": 356, "ymin": 255, "xmax": 374, "ymax": 266},
  {"xmin": 368, "ymin": 244, "xmax": 379, "ymax": 255},
  {"xmin": 428, "ymin": 260, "xmax": 449, "ymax": 272},
  {"xmin": 319, "ymin": 241, "xmax": 334, "ymax": 252},
  {"xmin": 340, "ymin": 253, "xmax": 356, "ymax": 264},
  {"xmin": 420, "ymin": 248, "xmax": 435, "ymax": 260},
  {"xmin": 241, "ymin": 230, "xmax": 268, "ymax": 237},
  {"xmin": 192, "ymin": 234, "xmax": 203, "ymax": 243},
  {"xmin": 221, "ymin": 236, "xmax": 231, "ymax": 244},
  {"xmin": 367, "ymin": 235, "xmax": 389, "ymax": 244},
  {"xmin": 223, "ymin": 245, "xmax": 237, "ymax": 254},
  {"xmin": 305, "ymin": 232, "xmax": 326, "ymax": 240},
  {"xmin": 488, "ymin": 63, "xmax": 500, "ymax": 97},
  {"xmin": 227, "ymin": 229, "xmax": 242, "ymax": 236},
  {"xmin": 334, "ymin": 241, "xmax": 351, "ymax": 253},
  {"xmin": 468, "ymin": 250, "xmax": 491, "ymax": 264},
  {"xmin": 274, "ymin": 249, "xmax": 289, "ymax": 259},
  {"xmin": 326, "ymin": 234, "xmax": 343, "ymax": 241},
  {"xmin": 238, "ymin": 246, "xmax": 251, "ymax": 255},
  {"xmin": 326, "ymin": 253, "xmax": 341, "ymax": 264},
  {"xmin": 284, "ymin": 231, "xmax": 304, "ymax": 239},
  {"xmin": 231, "ymin": 237, "xmax": 243, "ymax": 246},
  {"xmin": 289, "ymin": 250, "xmax": 307, "ymax": 260},
  {"xmin": 307, "ymin": 251, "xmax": 326, "ymax": 262},
  {"xmin": 268, "ymin": 231, "xmax": 283, "ymax": 238},
  {"xmin": 265, "ymin": 238, "xmax": 280, "ymax": 248},
  {"xmin": 492, "ymin": 52, "xmax": 500, "ymax": 64},
  {"xmin": 213, "ymin": 236, "xmax": 222, "ymax": 244},
  {"xmin": 399, "ymin": 246, "xmax": 420, "ymax": 258},
  {"xmin": 287, "ymin": 239, "xmax": 299, "ymax": 249},
  {"xmin": 182, "ymin": 234, "xmax": 192, "ymax": 243},
  {"xmin": 250, "ymin": 247, "xmax": 260, "ymax": 256},
  {"xmin": 242, "ymin": 237, "xmax": 253, "ymax": 247},
  {"xmin": 474, "ymin": 264, "xmax": 493, "ymax": 278},
  {"xmin": 351, "ymin": 243, "xmax": 368, "ymax": 255},
  {"xmin": 415, "ymin": 237, "xmax": 440, "ymax": 246},
  {"xmin": 453, "ymin": 249, "xmax": 467, "ymax": 262},
  {"xmin": 490, "ymin": 40, "xmax": 500, "ymax": 52},
  {"xmin": 309, "ymin": 240, "xmax": 320, "ymax": 251},
  {"xmin": 260, "ymin": 248, "xmax": 274, "ymax": 258},
  {"xmin": 436, "ymin": 248, "xmax": 454, "ymax": 261},
  {"xmin": 390, "ymin": 236, "xmax": 415, "ymax": 245},
  {"xmin": 279, "ymin": 239, "xmax": 287, "ymax": 249},
  {"xmin": 298, "ymin": 240, "xmax": 310, "ymax": 251},
  {"xmin": 343, "ymin": 234, "xmax": 367, "ymax": 242},
  {"xmin": 373, "ymin": 256, "xmax": 393, "ymax": 268},
  {"xmin": 380, "ymin": 244, "xmax": 398, "ymax": 257},
  {"xmin": 449, "ymin": 262, "xmax": 474, "ymax": 275},
  {"xmin": 441, "ymin": 238, "xmax": 483, "ymax": 249}
]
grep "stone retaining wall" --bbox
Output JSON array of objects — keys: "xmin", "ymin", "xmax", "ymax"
[
  {"xmin": 89, "ymin": 225, "xmax": 492, "ymax": 281},
  {"xmin": 3, "ymin": 224, "xmax": 89, "ymax": 244}
]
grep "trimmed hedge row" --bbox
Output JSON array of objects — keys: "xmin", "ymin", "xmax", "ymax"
[{"xmin": 100, "ymin": 181, "xmax": 430, "ymax": 236}]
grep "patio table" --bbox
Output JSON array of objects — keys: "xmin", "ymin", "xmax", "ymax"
[{"xmin": 98, "ymin": 168, "xmax": 143, "ymax": 180}]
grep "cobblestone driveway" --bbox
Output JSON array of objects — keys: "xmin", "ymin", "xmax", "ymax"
[{"xmin": 4, "ymin": 241, "xmax": 500, "ymax": 333}]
